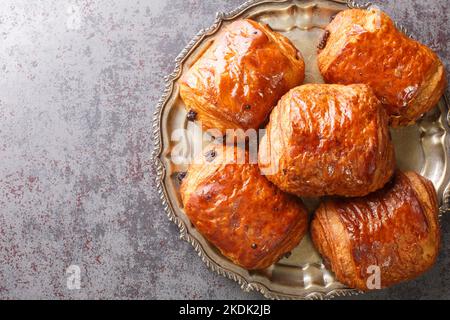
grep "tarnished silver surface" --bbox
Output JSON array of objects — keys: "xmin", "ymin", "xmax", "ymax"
[{"xmin": 153, "ymin": 0, "xmax": 450, "ymax": 299}]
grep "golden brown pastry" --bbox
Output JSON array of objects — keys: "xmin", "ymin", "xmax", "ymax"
[
  {"xmin": 180, "ymin": 19, "xmax": 305, "ymax": 132},
  {"xmin": 258, "ymin": 83, "xmax": 395, "ymax": 198},
  {"xmin": 311, "ymin": 171, "xmax": 440, "ymax": 290},
  {"xmin": 180, "ymin": 144, "xmax": 308, "ymax": 270},
  {"xmin": 317, "ymin": 8, "xmax": 446, "ymax": 126}
]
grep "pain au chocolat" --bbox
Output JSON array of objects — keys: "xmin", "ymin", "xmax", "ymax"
[
  {"xmin": 311, "ymin": 171, "xmax": 440, "ymax": 290},
  {"xmin": 258, "ymin": 83, "xmax": 395, "ymax": 198},
  {"xmin": 317, "ymin": 8, "xmax": 446, "ymax": 127},
  {"xmin": 180, "ymin": 144, "xmax": 308, "ymax": 270},
  {"xmin": 180, "ymin": 19, "xmax": 305, "ymax": 133}
]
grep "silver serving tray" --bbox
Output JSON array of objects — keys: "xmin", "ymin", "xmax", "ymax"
[{"xmin": 153, "ymin": 0, "xmax": 450, "ymax": 299}]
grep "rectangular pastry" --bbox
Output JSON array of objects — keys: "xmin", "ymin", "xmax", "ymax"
[{"xmin": 318, "ymin": 9, "xmax": 446, "ymax": 126}]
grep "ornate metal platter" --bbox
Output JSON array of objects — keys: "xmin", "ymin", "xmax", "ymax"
[{"xmin": 153, "ymin": 0, "xmax": 450, "ymax": 299}]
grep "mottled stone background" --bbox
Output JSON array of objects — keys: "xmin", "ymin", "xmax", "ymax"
[{"xmin": 0, "ymin": 0, "xmax": 448, "ymax": 299}]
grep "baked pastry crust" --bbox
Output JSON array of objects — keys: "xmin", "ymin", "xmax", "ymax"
[
  {"xmin": 258, "ymin": 83, "xmax": 395, "ymax": 197},
  {"xmin": 311, "ymin": 171, "xmax": 440, "ymax": 290},
  {"xmin": 180, "ymin": 19, "xmax": 305, "ymax": 132},
  {"xmin": 180, "ymin": 145, "xmax": 308, "ymax": 270},
  {"xmin": 317, "ymin": 9, "xmax": 447, "ymax": 126}
]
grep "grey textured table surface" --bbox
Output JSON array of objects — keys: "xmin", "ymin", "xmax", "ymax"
[{"xmin": 0, "ymin": 0, "xmax": 449, "ymax": 300}]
